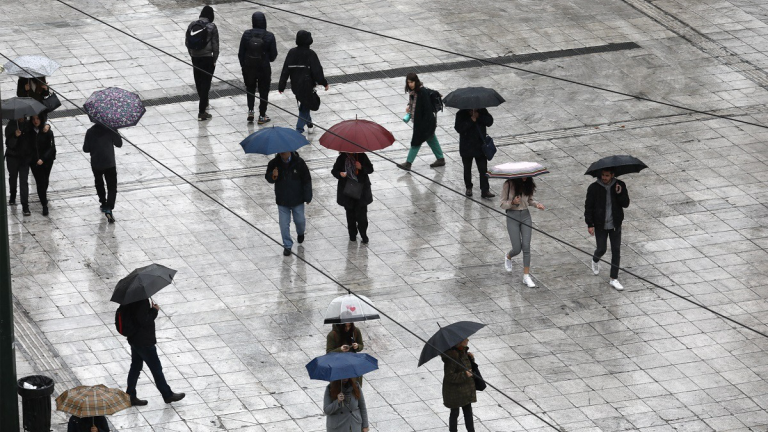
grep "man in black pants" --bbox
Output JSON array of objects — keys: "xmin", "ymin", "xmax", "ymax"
[
  {"xmin": 83, "ymin": 123, "xmax": 123, "ymax": 223},
  {"xmin": 4, "ymin": 117, "xmax": 29, "ymax": 210},
  {"xmin": 238, "ymin": 12, "xmax": 277, "ymax": 124},
  {"xmin": 585, "ymin": 168, "xmax": 630, "ymax": 291},
  {"xmin": 186, "ymin": 6, "xmax": 219, "ymax": 121}
]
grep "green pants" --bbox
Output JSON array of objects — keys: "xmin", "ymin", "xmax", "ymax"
[{"xmin": 407, "ymin": 135, "xmax": 443, "ymax": 163}]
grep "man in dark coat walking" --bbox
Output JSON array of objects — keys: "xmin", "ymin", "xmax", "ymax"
[
  {"xmin": 585, "ymin": 168, "xmax": 630, "ymax": 291},
  {"xmin": 278, "ymin": 30, "xmax": 329, "ymax": 134},
  {"xmin": 83, "ymin": 123, "xmax": 123, "ymax": 223},
  {"xmin": 186, "ymin": 6, "xmax": 219, "ymax": 121},
  {"xmin": 265, "ymin": 151, "xmax": 313, "ymax": 256},
  {"xmin": 5, "ymin": 116, "xmax": 30, "ymax": 209},
  {"xmin": 122, "ymin": 298, "xmax": 185, "ymax": 406},
  {"xmin": 238, "ymin": 12, "xmax": 277, "ymax": 124},
  {"xmin": 454, "ymin": 108, "xmax": 494, "ymax": 198}
]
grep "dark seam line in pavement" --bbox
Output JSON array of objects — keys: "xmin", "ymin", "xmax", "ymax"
[{"xmin": 45, "ymin": 42, "xmax": 642, "ymax": 120}]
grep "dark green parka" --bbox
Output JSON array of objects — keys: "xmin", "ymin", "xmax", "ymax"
[
  {"xmin": 442, "ymin": 346, "xmax": 476, "ymax": 408},
  {"xmin": 410, "ymin": 86, "xmax": 437, "ymax": 147}
]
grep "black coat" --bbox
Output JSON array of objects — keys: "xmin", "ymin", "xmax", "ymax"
[
  {"xmin": 27, "ymin": 124, "xmax": 56, "ymax": 162},
  {"xmin": 331, "ymin": 153, "xmax": 374, "ymax": 207},
  {"xmin": 237, "ymin": 12, "xmax": 278, "ymax": 71},
  {"xmin": 4, "ymin": 119, "xmax": 29, "ymax": 159},
  {"xmin": 83, "ymin": 124, "xmax": 123, "ymax": 170},
  {"xmin": 123, "ymin": 299, "xmax": 158, "ymax": 347},
  {"xmin": 584, "ymin": 179, "xmax": 630, "ymax": 229},
  {"xmin": 454, "ymin": 109, "xmax": 493, "ymax": 158},
  {"xmin": 278, "ymin": 31, "xmax": 327, "ymax": 105},
  {"xmin": 410, "ymin": 87, "xmax": 437, "ymax": 146},
  {"xmin": 265, "ymin": 152, "xmax": 313, "ymax": 207},
  {"xmin": 68, "ymin": 416, "xmax": 109, "ymax": 432}
]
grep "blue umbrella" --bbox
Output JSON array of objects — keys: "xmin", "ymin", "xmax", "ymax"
[
  {"xmin": 240, "ymin": 126, "xmax": 309, "ymax": 155},
  {"xmin": 306, "ymin": 352, "xmax": 378, "ymax": 382}
]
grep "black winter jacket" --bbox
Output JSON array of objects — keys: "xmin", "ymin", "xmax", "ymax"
[
  {"xmin": 584, "ymin": 179, "xmax": 630, "ymax": 229},
  {"xmin": 27, "ymin": 124, "xmax": 56, "ymax": 162},
  {"xmin": 278, "ymin": 31, "xmax": 328, "ymax": 104},
  {"xmin": 124, "ymin": 299, "xmax": 158, "ymax": 347},
  {"xmin": 265, "ymin": 152, "xmax": 313, "ymax": 207},
  {"xmin": 186, "ymin": 17, "xmax": 219, "ymax": 62},
  {"xmin": 331, "ymin": 153, "xmax": 374, "ymax": 207},
  {"xmin": 238, "ymin": 12, "xmax": 277, "ymax": 71},
  {"xmin": 410, "ymin": 86, "xmax": 437, "ymax": 146},
  {"xmin": 454, "ymin": 109, "xmax": 493, "ymax": 158},
  {"xmin": 83, "ymin": 124, "xmax": 123, "ymax": 170},
  {"xmin": 5, "ymin": 119, "xmax": 29, "ymax": 159}
]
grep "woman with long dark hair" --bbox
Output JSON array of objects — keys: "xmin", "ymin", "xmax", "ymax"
[
  {"xmin": 27, "ymin": 115, "xmax": 56, "ymax": 216},
  {"xmin": 323, "ymin": 378, "xmax": 369, "ymax": 432},
  {"xmin": 326, "ymin": 322, "xmax": 364, "ymax": 354},
  {"xmin": 331, "ymin": 152, "xmax": 374, "ymax": 243},
  {"xmin": 397, "ymin": 72, "xmax": 445, "ymax": 170},
  {"xmin": 500, "ymin": 177, "xmax": 545, "ymax": 287}
]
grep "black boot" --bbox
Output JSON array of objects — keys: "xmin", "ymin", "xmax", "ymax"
[{"xmin": 8, "ymin": 193, "xmax": 16, "ymax": 205}]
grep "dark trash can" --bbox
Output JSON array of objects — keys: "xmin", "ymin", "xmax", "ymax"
[{"xmin": 17, "ymin": 375, "xmax": 55, "ymax": 432}]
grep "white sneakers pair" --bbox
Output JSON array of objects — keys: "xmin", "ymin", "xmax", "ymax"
[
  {"xmin": 504, "ymin": 255, "xmax": 536, "ymax": 288},
  {"xmin": 591, "ymin": 261, "xmax": 624, "ymax": 291}
]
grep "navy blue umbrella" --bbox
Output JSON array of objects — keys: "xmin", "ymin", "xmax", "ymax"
[
  {"xmin": 240, "ymin": 126, "xmax": 309, "ymax": 155},
  {"xmin": 306, "ymin": 352, "xmax": 378, "ymax": 382}
]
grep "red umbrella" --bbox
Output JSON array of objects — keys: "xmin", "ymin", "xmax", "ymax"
[{"xmin": 319, "ymin": 119, "xmax": 395, "ymax": 153}]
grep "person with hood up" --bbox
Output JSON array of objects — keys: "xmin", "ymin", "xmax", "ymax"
[
  {"xmin": 265, "ymin": 151, "xmax": 313, "ymax": 256},
  {"xmin": 5, "ymin": 116, "xmax": 29, "ymax": 211},
  {"xmin": 83, "ymin": 123, "xmax": 123, "ymax": 223},
  {"xmin": 238, "ymin": 12, "xmax": 277, "ymax": 124},
  {"xmin": 278, "ymin": 30, "xmax": 329, "ymax": 134},
  {"xmin": 397, "ymin": 72, "xmax": 445, "ymax": 170},
  {"xmin": 27, "ymin": 115, "xmax": 55, "ymax": 216},
  {"xmin": 185, "ymin": 6, "xmax": 219, "ymax": 121}
]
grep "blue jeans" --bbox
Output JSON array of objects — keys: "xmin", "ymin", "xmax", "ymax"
[
  {"xmin": 296, "ymin": 103, "xmax": 312, "ymax": 132},
  {"xmin": 126, "ymin": 344, "xmax": 173, "ymax": 399},
  {"xmin": 278, "ymin": 204, "xmax": 306, "ymax": 248}
]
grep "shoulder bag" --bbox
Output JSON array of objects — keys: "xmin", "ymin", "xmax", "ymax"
[
  {"xmin": 476, "ymin": 122, "xmax": 496, "ymax": 161},
  {"xmin": 471, "ymin": 359, "xmax": 486, "ymax": 391}
]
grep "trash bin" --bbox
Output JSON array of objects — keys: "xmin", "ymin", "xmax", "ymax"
[{"xmin": 17, "ymin": 375, "xmax": 54, "ymax": 432}]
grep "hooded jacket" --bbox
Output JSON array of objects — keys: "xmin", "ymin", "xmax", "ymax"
[
  {"xmin": 238, "ymin": 12, "xmax": 278, "ymax": 70},
  {"xmin": 186, "ymin": 7, "xmax": 219, "ymax": 62},
  {"xmin": 83, "ymin": 124, "xmax": 123, "ymax": 170},
  {"xmin": 584, "ymin": 179, "xmax": 630, "ymax": 229},
  {"xmin": 278, "ymin": 30, "xmax": 328, "ymax": 104},
  {"xmin": 265, "ymin": 152, "xmax": 313, "ymax": 207}
]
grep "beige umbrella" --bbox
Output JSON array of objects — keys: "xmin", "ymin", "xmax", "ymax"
[{"xmin": 56, "ymin": 385, "xmax": 131, "ymax": 418}]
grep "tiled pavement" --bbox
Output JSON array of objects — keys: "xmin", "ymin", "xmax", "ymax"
[{"xmin": 3, "ymin": 0, "xmax": 768, "ymax": 431}]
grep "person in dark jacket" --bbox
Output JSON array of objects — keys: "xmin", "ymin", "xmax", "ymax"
[
  {"xmin": 584, "ymin": 168, "xmax": 630, "ymax": 291},
  {"xmin": 17, "ymin": 77, "xmax": 51, "ymax": 123},
  {"xmin": 83, "ymin": 123, "xmax": 123, "ymax": 223},
  {"xmin": 265, "ymin": 151, "xmax": 313, "ymax": 255},
  {"xmin": 442, "ymin": 338, "xmax": 476, "ymax": 432},
  {"xmin": 238, "ymin": 12, "xmax": 277, "ymax": 124},
  {"xmin": 186, "ymin": 6, "xmax": 219, "ymax": 121},
  {"xmin": 27, "ymin": 115, "xmax": 55, "ymax": 216},
  {"xmin": 455, "ymin": 108, "xmax": 494, "ymax": 198},
  {"xmin": 397, "ymin": 72, "xmax": 444, "ymax": 170},
  {"xmin": 331, "ymin": 152, "xmax": 373, "ymax": 243},
  {"xmin": 5, "ymin": 117, "xmax": 30, "ymax": 211},
  {"xmin": 326, "ymin": 323, "xmax": 364, "ymax": 354},
  {"xmin": 67, "ymin": 415, "xmax": 109, "ymax": 432},
  {"xmin": 278, "ymin": 30, "xmax": 329, "ymax": 134},
  {"xmin": 123, "ymin": 298, "xmax": 185, "ymax": 406}
]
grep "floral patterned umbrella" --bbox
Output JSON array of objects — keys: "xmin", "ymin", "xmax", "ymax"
[
  {"xmin": 3, "ymin": 55, "xmax": 61, "ymax": 78},
  {"xmin": 84, "ymin": 87, "xmax": 145, "ymax": 129}
]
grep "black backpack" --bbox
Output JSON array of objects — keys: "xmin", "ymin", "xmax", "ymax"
[
  {"xmin": 424, "ymin": 87, "xmax": 444, "ymax": 113},
  {"xmin": 244, "ymin": 31, "xmax": 266, "ymax": 66},
  {"xmin": 186, "ymin": 20, "xmax": 210, "ymax": 50},
  {"xmin": 114, "ymin": 306, "xmax": 137, "ymax": 337}
]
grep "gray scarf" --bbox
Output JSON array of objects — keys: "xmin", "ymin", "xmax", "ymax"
[{"xmin": 599, "ymin": 178, "xmax": 616, "ymax": 229}]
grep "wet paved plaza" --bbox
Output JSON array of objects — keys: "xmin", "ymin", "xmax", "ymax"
[{"xmin": 3, "ymin": 0, "xmax": 768, "ymax": 430}]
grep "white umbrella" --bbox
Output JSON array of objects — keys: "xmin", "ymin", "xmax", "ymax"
[
  {"xmin": 324, "ymin": 294, "xmax": 380, "ymax": 324},
  {"xmin": 487, "ymin": 161, "xmax": 549, "ymax": 179},
  {"xmin": 4, "ymin": 55, "xmax": 61, "ymax": 78}
]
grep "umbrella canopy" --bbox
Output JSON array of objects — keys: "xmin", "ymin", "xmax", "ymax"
[
  {"xmin": 443, "ymin": 87, "xmax": 505, "ymax": 109},
  {"xmin": 585, "ymin": 155, "xmax": 647, "ymax": 177},
  {"xmin": 487, "ymin": 161, "xmax": 549, "ymax": 179},
  {"xmin": 240, "ymin": 126, "xmax": 309, "ymax": 155},
  {"xmin": 110, "ymin": 264, "xmax": 176, "ymax": 305},
  {"xmin": 324, "ymin": 294, "xmax": 380, "ymax": 324},
  {"xmin": 318, "ymin": 119, "xmax": 395, "ymax": 153},
  {"xmin": 84, "ymin": 87, "xmax": 145, "ymax": 129},
  {"xmin": 3, "ymin": 55, "xmax": 61, "ymax": 78},
  {"xmin": 1, "ymin": 97, "xmax": 46, "ymax": 119},
  {"xmin": 418, "ymin": 321, "xmax": 485, "ymax": 367},
  {"xmin": 56, "ymin": 385, "xmax": 131, "ymax": 417},
  {"xmin": 306, "ymin": 352, "xmax": 378, "ymax": 382}
]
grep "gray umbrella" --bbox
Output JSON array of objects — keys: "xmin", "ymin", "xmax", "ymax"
[
  {"xmin": 1, "ymin": 97, "xmax": 46, "ymax": 119},
  {"xmin": 443, "ymin": 87, "xmax": 505, "ymax": 109},
  {"xmin": 110, "ymin": 264, "xmax": 176, "ymax": 305},
  {"xmin": 3, "ymin": 55, "xmax": 61, "ymax": 78},
  {"xmin": 418, "ymin": 321, "xmax": 485, "ymax": 366},
  {"xmin": 585, "ymin": 155, "xmax": 647, "ymax": 177}
]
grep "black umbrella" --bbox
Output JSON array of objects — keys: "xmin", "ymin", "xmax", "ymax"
[
  {"xmin": 1, "ymin": 97, "xmax": 46, "ymax": 119},
  {"xmin": 585, "ymin": 155, "xmax": 648, "ymax": 177},
  {"xmin": 110, "ymin": 264, "xmax": 177, "ymax": 305},
  {"xmin": 443, "ymin": 87, "xmax": 505, "ymax": 109},
  {"xmin": 418, "ymin": 321, "xmax": 485, "ymax": 366}
]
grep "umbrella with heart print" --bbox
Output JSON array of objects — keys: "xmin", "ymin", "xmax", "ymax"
[{"xmin": 324, "ymin": 294, "xmax": 380, "ymax": 324}]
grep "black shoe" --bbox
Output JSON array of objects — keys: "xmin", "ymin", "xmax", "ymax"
[
  {"xmin": 481, "ymin": 191, "xmax": 496, "ymax": 199},
  {"xmin": 105, "ymin": 211, "xmax": 115, "ymax": 224},
  {"xmin": 350, "ymin": 235, "xmax": 357, "ymax": 242},
  {"xmin": 283, "ymin": 248, "xmax": 291, "ymax": 256},
  {"xmin": 130, "ymin": 396, "xmax": 148, "ymax": 406},
  {"xmin": 297, "ymin": 234, "xmax": 305, "ymax": 244},
  {"xmin": 397, "ymin": 161, "xmax": 412, "ymax": 171},
  {"xmin": 258, "ymin": 115, "xmax": 271, "ymax": 125},
  {"xmin": 361, "ymin": 235, "xmax": 369, "ymax": 244},
  {"xmin": 247, "ymin": 111, "xmax": 254, "ymax": 122},
  {"xmin": 42, "ymin": 206, "xmax": 49, "ymax": 216},
  {"xmin": 198, "ymin": 112, "xmax": 212, "ymax": 121},
  {"xmin": 8, "ymin": 195, "xmax": 15, "ymax": 205},
  {"xmin": 430, "ymin": 158, "xmax": 446, "ymax": 168},
  {"xmin": 465, "ymin": 188, "xmax": 472, "ymax": 197},
  {"xmin": 22, "ymin": 206, "xmax": 31, "ymax": 216},
  {"xmin": 163, "ymin": 393, "xmax": 185, "ymax": 404}
]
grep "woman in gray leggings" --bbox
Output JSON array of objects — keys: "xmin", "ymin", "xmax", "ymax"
[{"xmin": 500, "ymin": 177, "xmax": 545, "ymax": 287}]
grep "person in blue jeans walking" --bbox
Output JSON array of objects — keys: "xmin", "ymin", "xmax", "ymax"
[
  {"xmin": 266, "ymin": 151, "xmax": 313, "ymax": 256},
  {"xmin": 278, "ymin": 30, "xmax": 329, "ymax": 134}
]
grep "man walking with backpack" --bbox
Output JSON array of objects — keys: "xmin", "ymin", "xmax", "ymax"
[
  {"xmin": 278, "ymin": 30, "xmax": 329, "ymax": 134},
  {"xmin": 238, "ymin": 12, "xmax": 277, "ymax": 124},
  {"xmin": 185, "ymin": 6, "xmax": 219, "ymax": 121}
]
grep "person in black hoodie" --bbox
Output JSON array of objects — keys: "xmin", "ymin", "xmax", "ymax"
[
  {"xmin": 5, "ymin": 117, "xmax": 29, "ymax": 210},
  {"xmin": 278, "ymin": 30, "xmax": 329, "ymax": 134},
  {"xmin": 584, "ymin": 168, "xmax": 630, "ymax": 291},
  {"xmin": 186, "ymin": 6, "xmax": 219, "ymax": 121},
  {"xmin": 238, "ymin": 12, "xmax": 277, "ymax": 124},
  {"xmin": 265, "ymin": 151, "xmax": 312, "ymax": 256},
  {"xmin": 83, "ymin": 123, "xmax": 123, "ymax": 223},
  {"xmin": 455, "ymin": 108, "xmax": 494, "ymax": 198},
  {"xmin": 331, "ymin": 152, "xmax": 374, "ymax": 243},
  {"xmin": 27, "ymin": 115, "xmax": 55, "ymax": 216},
  {"xmin": 123, "ymin": 298, "xmax": 185, "ymax": 406}
]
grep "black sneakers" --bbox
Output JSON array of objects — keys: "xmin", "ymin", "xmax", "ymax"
[
  {"xmin": 283, "ymin": 248, "xmax": 291, "ymax": 256},
  {"xmin": 163, "ymin": 393, "xmax": 185, "ymax": 404},
  {"xmin": 297, "ymin": 234, "xmax": 305, "ymax": 244},
  {"xmin": 247, "ymin": 111, "xmax": 254, "ymax": 122},
  {"xmin": 198, "ymin": 112, "xmax": 212, "ymax": 121}
]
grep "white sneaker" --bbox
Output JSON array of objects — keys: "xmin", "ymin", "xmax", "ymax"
[
  {"xmin": 609, "ymin": 279, "xmax": 624, "ymax": 291},
  {"xmin": 504, "ymin": 255, "xmax": 513, "ymax": 272},
  {"xmin": 591, "ymin": 260, "xmax": 600, "ymax": 275},
  {"xmin": 523, "ymin": 274, "xmax": 536, "ymax": 288}
]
